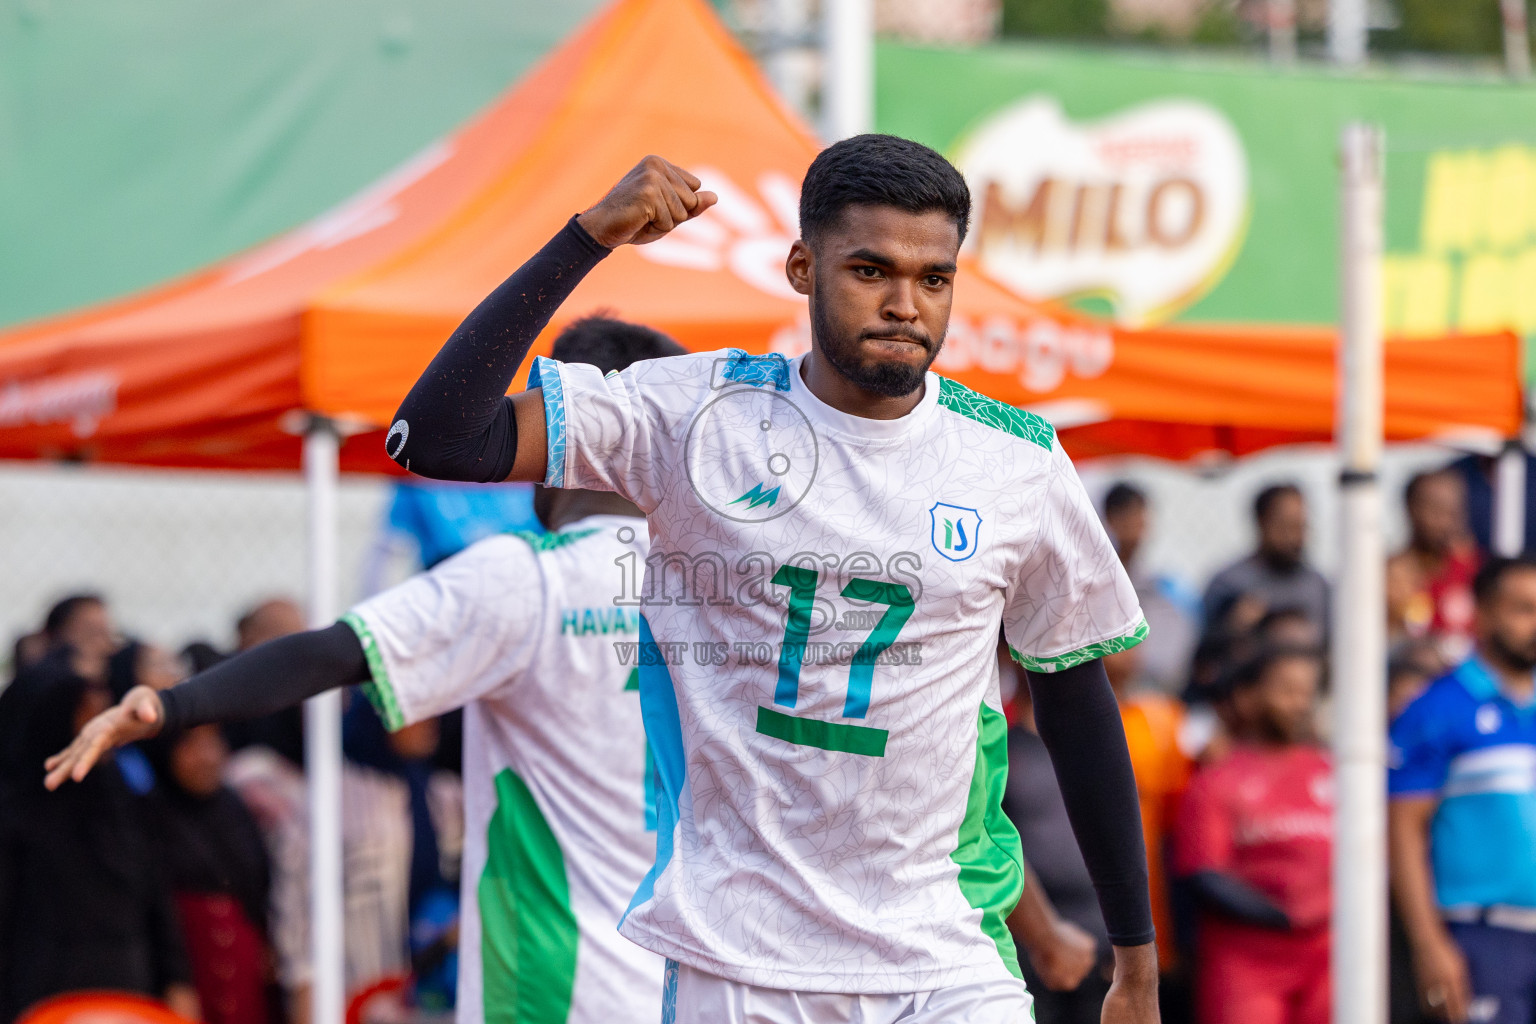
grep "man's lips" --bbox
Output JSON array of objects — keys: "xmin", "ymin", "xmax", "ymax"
[{"xmin": 862, "ymin": 333, "xmax": 930, "ymax": 350}]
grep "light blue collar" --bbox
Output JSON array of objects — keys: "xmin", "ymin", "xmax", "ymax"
[{"xmin": 1456, "ymin": 655, "xmax": 1536, "ymax": 712}]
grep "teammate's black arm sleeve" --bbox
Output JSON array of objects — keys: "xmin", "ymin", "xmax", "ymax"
[
  {"xmin": 388, "ymin": 215, "xmax": 611, "ymax": 481},
  {"xmin": 1025, "ymin": 658, "xmax": 1157, "ymax": 947},
  {"xmin": 1186, "ymin": 870, "xmax": 1292, "ymax": 929},
  {"xmin": 157, "ymin": 623, "xmax": 369, "ymax": 733}
]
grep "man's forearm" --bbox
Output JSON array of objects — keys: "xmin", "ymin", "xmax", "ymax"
[
  {"xmin": 1025, "ymin": 658, "xmax": 1156, "ymax": 948},
  {"xmin": 388, "ymin": 216, "xmax": 609, "ymax": 481},
  {"xmin": 1186, "ymin": 870, "xmax": 1291, "ymax": 929},
  {"xmin": 1389, "ymin": 799, "xmax": 1449, "ymax": 951},
  {"xmin": 158, "ymin": 623, "xmax": 369, "ymax": 733}
]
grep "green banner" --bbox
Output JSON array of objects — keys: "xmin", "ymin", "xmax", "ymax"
[
  {"xmin": 0, "ymin": 0, "xmax": 604, "ymax": 329},
  {"xmin": 877, "ymin": 42, "xmax": 1536, "ymax": 344}
]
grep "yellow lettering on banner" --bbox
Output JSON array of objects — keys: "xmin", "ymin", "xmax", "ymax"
[
  {"xmin": 1484, "ymin": 147, "xmax": 1535, "ymax": 250},
  {"xmin": 1422, "ymin": 151, "xmax": 1484, "ymax": 254},
  {"xmin": 1457, "ymin": 252, "xmax": 1513, "ymax": 332},
  {"xmin": 1382, "ymin": 255, "xmax": 1452, "ymax": 337},
  {"xmin": 1512, "ymin": 248, "xmax": 1536, "ymax": 334}
]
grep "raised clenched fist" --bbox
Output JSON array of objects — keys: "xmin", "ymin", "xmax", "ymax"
[{"xmin": 576, "ymin": 155, "xmax": 718, "ymax": 248}]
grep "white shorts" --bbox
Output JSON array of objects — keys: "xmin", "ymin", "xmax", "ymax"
[{"xmin": 659, "ymin": 959, "xmax": 1035, "ymax": 1024}]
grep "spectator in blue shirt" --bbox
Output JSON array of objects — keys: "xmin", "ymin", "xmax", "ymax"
[{"xmin": 1389, "ymin": 556, "xmax": 1536, "ymax": 1024}]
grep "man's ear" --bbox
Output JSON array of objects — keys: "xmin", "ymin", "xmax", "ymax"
[{"xmin": 785, "ymin": 239, "xmax": 813, "ymax": 297}]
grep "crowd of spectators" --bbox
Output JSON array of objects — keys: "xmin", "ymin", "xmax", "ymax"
[
  {"xmin": 1005, "ymin": 462, "xmax": 1536, "ymax": 1024},
  {"xmin": 2, "ymin": 458, "xmax": 1532, "ymax": 1024},
  {"xmin": 0, "ymin": 597, "xmax": 463, "ymax": 1024}
]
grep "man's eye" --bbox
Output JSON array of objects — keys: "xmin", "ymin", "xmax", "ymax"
[
  {"xmin": 925, "ymin": 275, "xmax": 949, "ymax": 287},
  {"xmin": 855, "ymin": 266, "xmax": 882, "ymax": 278}
]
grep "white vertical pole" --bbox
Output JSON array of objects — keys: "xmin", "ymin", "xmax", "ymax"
[
  {"xmin": 1334, "ymin": 122, "xmax": 1387, "ymax": 1024},
  {"xmin": 303, "ymin": 420, "xmax": 345, "ymax": 1024},
  {"xmin": 1329, "ymin": 0, "xmax": 1368, "ymax": 65},
  {"xmin": 1495, "ymin": 441, "xmax": 1527, "ymax": 556},
  {"xmin": 1504, "ymin": 0, "xmax": 1532, "ymax": 79},
  {"xmin": 821, "ymin": 0, "xmax": 873, "ymax": 142},
  {"xmin": 1269, "ymin": 0, "xmax": 1298, "ymax": 63}
]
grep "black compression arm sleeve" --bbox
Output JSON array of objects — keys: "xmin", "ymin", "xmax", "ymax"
[
  {"xmin": 1025, "ymin": 658, "xmax": 1157, "ymax": 947},
  {"xmin": 157, "ymin": 623, "xmax": 369, "ymax": 733},
  {"xmin": 388, "ymin": 215, "xmax": 611, "ymax": 481},
  {"xmin": 1186, "ymin": 871, "xmax": 1292, "ymax": 929}
]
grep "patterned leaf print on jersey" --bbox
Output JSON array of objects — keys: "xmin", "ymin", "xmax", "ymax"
[
  {"xmin": 685, "ymin": 387, "xmax": 818, "ymax": 523},
  {"xmin": 713, "ymin": 349, "xmax": 793, "ymax": 391},
  {"xmin": 937, "ymin": 376, "xmax": 1054, "ymax": 451},
  {"xmin": 1008, "ymin": 616, "xmax": 1151, "ymax": 673}
]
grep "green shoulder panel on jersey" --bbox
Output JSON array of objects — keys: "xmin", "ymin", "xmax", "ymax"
[
  {"xmin": 343, "ymin": 612, "xmax": 405, "ymax": 731},
  {"xmin": 509, "ymin": 527, "xmax": 600, "ymax": 553},
  {"xmin": 936, "ymin": 377, "xmax": 1054, "ymax": 452},
  {"xmin": 481, "ymin": 767, "xmax": 579, "ymax": 1024},
  {"xmin": 952, "ymin": 701, "xmax": 1025, "ymax": 979},
  {"xmin": 1008, "ymin": 617, "xmax": 1151, "ymax": 674}
]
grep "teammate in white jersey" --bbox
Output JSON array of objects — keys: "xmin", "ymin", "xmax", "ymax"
[
  {"xmin": 44, "ymin": 320, "xmax": 685, "ymax": 1024},
  {"xmin": 387, "ymin": 138, "xmax": 1161, "ymax": 1023}
]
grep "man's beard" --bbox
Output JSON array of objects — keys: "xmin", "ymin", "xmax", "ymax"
[
  {"xmin": 811, "ymin": 281, "xmax": 944, "ymax": 399},
  {"xmin": 1489, "ymin": 628, "xmax": 1536, "ymax": 672}
]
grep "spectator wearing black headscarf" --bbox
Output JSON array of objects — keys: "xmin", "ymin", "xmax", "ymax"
[
  {"xmin": 141, "ymin": 725, "xmax": 274, "ymax": 1024},
  {"xmin": 0, "ymin": 661, "xmax": 196, "ymax": 1023}
]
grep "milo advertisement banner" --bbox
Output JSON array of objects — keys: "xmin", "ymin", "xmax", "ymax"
[{"xmin": 877, "ymin": 44, "xmax": 1536, "ymax": 353}]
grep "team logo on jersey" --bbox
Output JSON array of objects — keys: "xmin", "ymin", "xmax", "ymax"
[
  {"xmin": 731, "ymin": 482, "xmax": 781, "ymax": 510},
  {"xmin": 686, "ymin": 388, "xmax": 819, "ymax": 523},
  {"xmin": 930, "ymin": 503, "xmax": 983, "ymax": 562}
]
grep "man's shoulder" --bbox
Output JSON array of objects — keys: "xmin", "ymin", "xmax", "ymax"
[
  {"xmin": 932, "ymin": 375, "xmax": 1055, "ymax": 454},
  {"xmin": 1206, "ymin": 555, "xmax": 1261, "ymax": 591},
  {"xmin": 1394, "ymin": 670, "xmax": 1478, "ymax": 735}
]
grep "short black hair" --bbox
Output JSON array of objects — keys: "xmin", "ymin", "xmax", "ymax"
[
  {"xmin": 1254, "ymin": 483, "xmax": 1303, "ymax": 523},
  {"xmin": 799, "ymin": 134, "xmax": 971, "ymax": 248},
  {"xmin": 1473, "ymin": 554, "xmax": 1536, "ymax": 606},
  {"xmin": 550, "ymin": 315, "xmax": 686, "ymax": 376},
  {"xmin": 1228, "ymin": 644, "xmax": 1321, "ymax": 695},
  {"xmin": 1103, "ymin": 482, "xmax": 1147, "ymax": 518},
  {"xmin": 1404, "ymin": 468, "xmax": 1458, "ymax": 508},
  {"xmin": 43, "ymin": 593, "xmax": 104, "ymax": 640}
]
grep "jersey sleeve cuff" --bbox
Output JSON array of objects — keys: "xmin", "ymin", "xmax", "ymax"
[
  {"xmin": 1009, "ymin": 617, "xmax": 1150, "ymax": 674},
  {"xmin": 527, "ymin": 355, "xmax": 568, "ymax": 488},
  {"xmin": 342, "ymin": 611, "xmax": 406, "ymax": 731}
]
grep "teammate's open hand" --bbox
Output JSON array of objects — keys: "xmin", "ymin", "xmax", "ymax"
[
  {"xmin": 43, "ymin": 684, "xmax": 165, "ymax": 790},
  {"xmin": 577, "ymin": 156, "xmax": 718, "ymax": 248}
]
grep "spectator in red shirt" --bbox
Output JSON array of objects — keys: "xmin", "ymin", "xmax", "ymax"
[
  {"xmin": 1174, "ymin": 645, "xmax": 1331, "ymax": 1024},
  {"xmin": 1388, "ymin": 469, "xmax": 1480, "ymax": 668}
]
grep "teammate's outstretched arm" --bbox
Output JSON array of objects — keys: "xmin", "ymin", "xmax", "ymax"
[
  {"xmin": 43, "ymin": 623, "xmax": 369, "ymax": 789},
  {"xmin": 387, "ymin": 157, "xmax": 716, "ymax": 483},
  {"xmin": 1026, "ymin": 657, "xmax": 1161, "ymax": 1024}
]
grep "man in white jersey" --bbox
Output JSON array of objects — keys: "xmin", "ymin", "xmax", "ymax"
[
  {"xmin": 44, "ymin": 320, "xmax": 683, "ymax": 1024},
  {"xmin": 387, "ymin": 137, "xmax": 1161, "ymax": 1023}
]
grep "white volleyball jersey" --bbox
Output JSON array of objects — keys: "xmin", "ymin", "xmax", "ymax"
[
  {"xmin": 529, "ymin": 349, "xmax": 1146, "ymax": 993},
  {"xmin": 343, "ymin": 518, "xmax": 661, "ymax": 1024}
]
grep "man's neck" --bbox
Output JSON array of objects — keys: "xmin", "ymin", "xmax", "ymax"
[
  {"xmin": 1478, "ymin": 649, "xmax": 1536, "ymax": 702},
  {"xmin": 801, "ymin": 347, "xmax": 925, "ymax": 421}
]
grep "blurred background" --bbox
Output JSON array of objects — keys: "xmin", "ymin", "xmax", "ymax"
[{"xmin": 4, "ymin": 0, "xmax": 1536, "ymax": 1023}]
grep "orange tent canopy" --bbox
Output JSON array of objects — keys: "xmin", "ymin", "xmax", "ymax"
[{"xmin": 0, "ymin": 0, "xmax": 1519, "ymax": 472}]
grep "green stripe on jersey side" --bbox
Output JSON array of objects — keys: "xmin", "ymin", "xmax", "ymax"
[
  {"xmin": 937, "ymin": 377, "xmax": 1054, "ymax": 452},
  {"xmin": 953, "ymin": 702, "xmax": 1026, "ymax": 979},
  {"xmin": 342, "ymin": 612, "xmax": 405, "ymax": 731},
  {"xmin": 481, "ymin": 767, "xmax": 579, "ymax": 1024},
  {"xmin": 755, "ymin": 706, "xmax": 888, "ymax": 757},
  {"xmin": 1008, "ymin": 618, "xmax": 1151, "ymax": 674}
]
